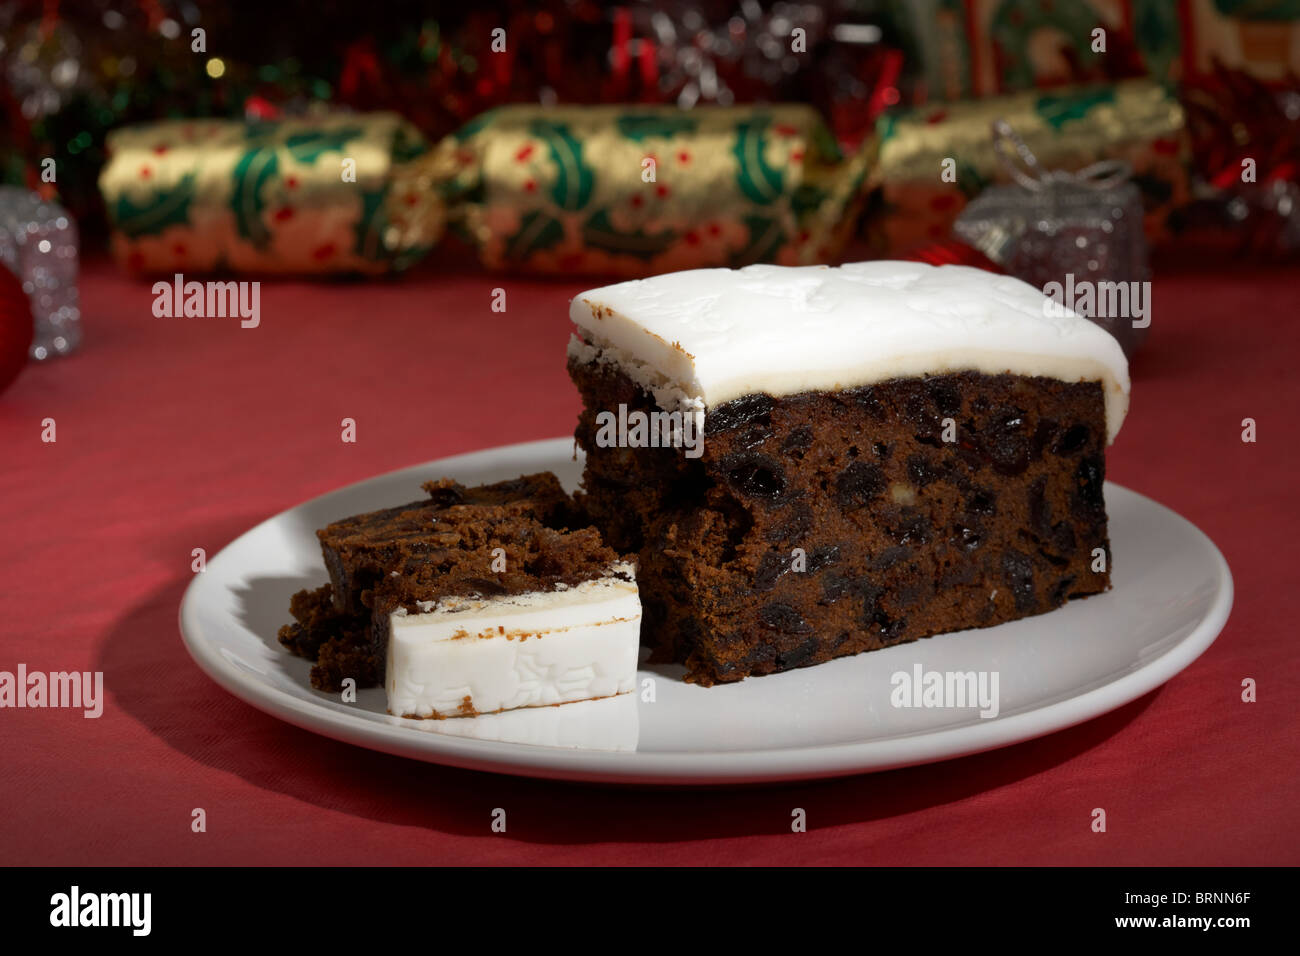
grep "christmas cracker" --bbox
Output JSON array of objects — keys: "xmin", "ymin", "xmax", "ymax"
[
  {"xmin": 100, "ymin": 112, "xmax": 430, "ymax": 275},
  {"xmin": 100, "ymin": 105, "xmax": 875, "ymax": 276}
]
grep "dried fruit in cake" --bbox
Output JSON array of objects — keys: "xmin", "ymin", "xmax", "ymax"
[{"xmin": 566, "ymin": 261, "xmax": 1129, "ymax": 684}]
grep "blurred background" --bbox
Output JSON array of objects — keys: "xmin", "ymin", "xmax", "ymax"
[{"xmin": 0, "ymin": 0, "xmax": 1297, "ymax": 388}]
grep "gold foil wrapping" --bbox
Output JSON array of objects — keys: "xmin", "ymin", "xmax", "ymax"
[
  {"xmin": 101, "ymin": 104, "xmax": 874, "ymax": 277},
  {"xmin": 99, "ymin": 85, "xmax": 1184, "ymax": 276},
  {"xmin": 399, "ymin": 104, "xmax": 876, "ymax": 275},
  {"xmin": 100, "ymin": 112, "xmax": 430, "ymax": 274},
  {"xmin": 870, "ymin": 79, "xmax": 1189, "ymax": 253}
]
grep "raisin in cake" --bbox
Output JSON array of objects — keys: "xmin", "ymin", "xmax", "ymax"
[{"xmin": 566, "ymin": 261, "xmax": 1130, "ymax": 685}]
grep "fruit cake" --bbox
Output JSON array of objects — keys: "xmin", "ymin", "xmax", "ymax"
[
  {"xmin": 317, "ymin": 472, "xmax": 571, "ymax": 616},
  {"xmin": 280, "ymin": 472, "xmax": 640, "ymax": 718},
  {"xmin": 566, "ymin": 261, "xmax": 1130, "ymax": 685}
]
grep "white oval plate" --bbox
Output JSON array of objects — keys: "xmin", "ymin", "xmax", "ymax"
[{"xmin": 180, "ymin": 438, "xmax": 1232, "ymax": 785}]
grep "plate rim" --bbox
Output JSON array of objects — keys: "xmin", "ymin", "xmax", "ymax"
[{"xmin": 178, "ymin": 437, "xmax": 1234, "ymax": 785}]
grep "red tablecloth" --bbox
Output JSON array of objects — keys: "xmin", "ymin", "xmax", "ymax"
[{"xmin": 2, "ymin": 255, "xmax": 1296, "ymax": 866}]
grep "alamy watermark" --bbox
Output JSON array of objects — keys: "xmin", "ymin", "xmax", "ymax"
[
  {"xmin": 1042, "ymin": 273, "xmax": 1151, "ymax": 329},
  {"xmin": 890, "ymin": 664, "xmax": 1000, "ymax": 718},
  {"xmin": 0, "ymin": 664, "xmax": 103, "ymax": 718},
  {"xmin": 594, "ymin": 403, "xmax": 703, "ymax": 459},
  {"xmin": 50, "ymin": 886, "xmax": 150, "ymax": 936},
  {"xmin": 152, "ymin": 273, "xmax": 260, "ymax": 328}
]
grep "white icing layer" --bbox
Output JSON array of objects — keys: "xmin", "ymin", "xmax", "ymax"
[
  {"xmin": 386, "ymin": 564, "xmax": 641, "ymax": 720},
  {"xmin": 570, "ymin": 261, "xmax": 1130, "ymax": 442}
]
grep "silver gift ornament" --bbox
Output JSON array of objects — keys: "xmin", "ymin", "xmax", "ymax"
[
  {"xmin": 0, "ymin": 187, "xmax": 81, "ymax": 360},
  {"xmin": 954, "ymin": 120, "xmax": 1150, "ymax": 357}
]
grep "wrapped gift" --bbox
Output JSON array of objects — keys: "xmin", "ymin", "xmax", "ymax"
[
  {"xmin": 954, "ymin": 120, "xmax": 1150, "ymax": 356},
  {"xmin": 1182, "ymin": 0, "xmax": 1300, "ymax": 83},
  {"xmin": 893, "ymin": 0, "xmax": 1165, "ymax": 100},
  {"xmin": 892, "ymin": 0, "xmax": 1300, "ymax": 97},
  {"xmin": 868, "ymin": 78, "xmax": 1188, "ymax": 254}
]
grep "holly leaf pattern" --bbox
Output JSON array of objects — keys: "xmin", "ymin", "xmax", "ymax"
[
  {"xmin": 730, "ymin": 215, "xmax": 787, "ymax": 267},
  {"xmin": 284, "ymin": 127, "xmax": 364, "ymax": 163},
  {"xmin": 391, "ymin": 123, "xmax": 429, "ymax": 164},
  {"xmin": 453, "ymin": 109, "xmax": 497, "ymax": 143},
  {"xmin": 353, "ymin": 188, "xmax": 388, "ymax": 261},
  {"xmin": 230, "ymin": 141, "xmax": 279, "ymax": 248},
  {"xmin": 876, "ymin": 113, "xmax": 899, "ymax": 144},
  {"xmin": 1035, "ymin": 88, "xmax": 1117, "ymax": 130},
  {"xmin": 1133, "ymin": 0, "xmax": 1181, "ymax": 81},
  {"xmin": 581, "ymin": 209, "xmax": 675, "ymax": 260},
  {"xmin": 616, "ymin": 114, "xmax": 699, "ymax": 141},
  {"xmin": 113, "ymin": 172, "xmax": 197, "ymax": 238},
  {"xmin": 229, "ymin": 125, "xmax": 366, "ymax": 249},
  {"xmin": 955, "ymin": 159, "xmax": 990, "ymax": 199},
  {"xmin": 808, "ymin": 123, "xmax": 843, "ymax": 163},
  {"xmin": 529, "ymin": 120, "xmax": 594, "ymax": 211},
  {"xmin": 791, "ymin": 183, "xmax": 829, "ymax": 217},
  {"xmin": 504, "ymin": 210, "xmax": 566, "ymax": 261},
  {"xmin": 733, "ymin": 118, "xmax": 784, "ymax": 205}
]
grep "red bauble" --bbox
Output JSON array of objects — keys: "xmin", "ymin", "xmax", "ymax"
[{"xmin": 0, "ymin": 264, "xmax": 34, "ymax": 396}]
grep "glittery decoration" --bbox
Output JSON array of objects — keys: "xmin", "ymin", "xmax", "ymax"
[
  {"xmin": 1182, "ymin": 66, "xmax": 1300, "ymax": 259},
  {"xmin": 618, "ymin": 2, "xmax": 832, "ymax": 108},
  {"xmin": 0, "ymin": 188, "xmax": 80, "ymax": 361},
  {"xmin": 953, "ymin": 122, "xmax": 1150, "ymax": 357},
  {"xmin": 3, "ymin": 21, "xmax": 89, "ymax": 121}
]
